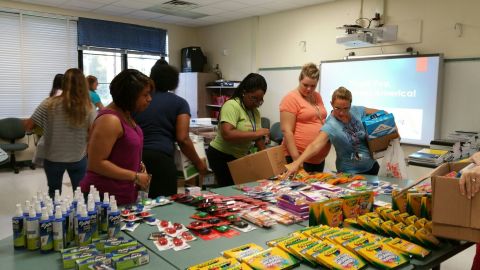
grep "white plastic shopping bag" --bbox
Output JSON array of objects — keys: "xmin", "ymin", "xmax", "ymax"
[{"xmin": 378, "ymin": 138, "xmax": 408, "ymax": 179}]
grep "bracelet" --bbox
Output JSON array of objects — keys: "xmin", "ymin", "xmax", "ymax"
[{"xmin": 133, "ymin": 172, "xmax": 140, "ymax": 185}]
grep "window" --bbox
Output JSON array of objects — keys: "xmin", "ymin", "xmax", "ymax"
[
  {"xmin": 82, "ymin": 50, "xmax": 122, "ymax": 106},
  {"xmin": 127, "ymin": 54, "xmax": 161, "ymax": 76},
  {"xmin": 0, "ymin": 11, "xmax": 77, "ymax": 118}
]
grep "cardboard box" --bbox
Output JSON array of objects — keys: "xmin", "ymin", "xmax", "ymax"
[
  {"xmin": 367, "ymin": 132, "xmax": 399, "ymax": 158},
  {"xmin": 363, "ymin": 111, "xmax": 397, "ymax": 140},
  {"xmin": 431, "ymin": 162, "xmax": 480, "ymax": 242},
  {"xmin": 227, "ymin": 145, "xmax": 286, "ymax": 184},
  {"xmin": 174, "ymin": 138, "xmax": 208, "ymax": 180}
]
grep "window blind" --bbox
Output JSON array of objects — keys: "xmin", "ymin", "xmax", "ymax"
[{"xmin": 0, "ymin": 11, "xmax": 77, "ymax": 118}]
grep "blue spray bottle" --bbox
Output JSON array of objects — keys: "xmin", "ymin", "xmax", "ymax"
[
  {"xmin": 77, "ymin": 205, "xmax": 92, "ymax": 246},
  {"xmin": 12, "ymin": 204, "xmax": 26, "ymax": 249},
  {"xmin": 87, "ymin": 199, "xmax": 98, "ymax": 239},
  {"xmin": 26, "ymin": 206, "xmax": 40, "ymax": 250},
  {"xmin": 39, "ymin": 207, "xmax": 53, "ymax": 253},
  {"xmin": 100, "ymin": 192, "xmax": 110, "ymax": 234},
  {"xmin": 94, "ymin": 193, "xmax": 102, "ymax": 235},
  {"xmin": 53, "ymin": 205, "xmax": 65, "ymax": 251},
  {"xmin": 107, "ymin": 200, "xmax": 121, "ymax": 239}
]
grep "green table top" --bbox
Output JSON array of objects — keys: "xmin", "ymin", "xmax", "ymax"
[
  {"xmin": 0, "ymin": 232, "xmax": 177, "ymax": 270},
  {"xmin": 124, "ymin": 198, "xmax": 307, "ymax": 269}
]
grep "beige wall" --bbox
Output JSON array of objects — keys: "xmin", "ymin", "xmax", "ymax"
[
  {"xmin": 196, "ymin": 18, "xmax": 258, "ymax": 81},
  {"xmin": 198, "ymin": 0, "xmax": 480, "ymax": 79},
  {"xmin": 0, "ymin": 0, "xmax": 199, "ymax": 68}
]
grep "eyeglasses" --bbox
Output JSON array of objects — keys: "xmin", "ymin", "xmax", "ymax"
[
  {"xmin": 246, "ymin": 95, "xmax": 264, "ymax": 106},
  {"xmin": 332, "ymin": 106, "xmax": 351, "ymax": 112}
]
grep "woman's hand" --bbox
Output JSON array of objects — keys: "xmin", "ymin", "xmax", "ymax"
[
  {"xmin": 283, "ymin": 161, "xmax": 302, "ymax": 180},
  {"xmin": 195, "ymin": 159, "xmax": 209, "ymax": 175},
  {"xmin": 136, "ymin": 173, "xmax": 152, "ymax": 191},
  {"xmin": 470, "ymin": 152, "xmax": 480, "ymax": 165},
  {"xmin": 256, "ymin": 128, "xmax": 270, "ymax": 139},
  {"xmin": 459, "ymin": 165, "xmax": 480, "ymax": 199}
]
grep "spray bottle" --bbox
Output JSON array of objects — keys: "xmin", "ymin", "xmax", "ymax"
[
  {"xmin": 12, "ymin": 203, "xmax": 26, "ymax": 249},
  {"xmin": 74, "ymin": 203, "xmax": 83, "ymax": 245},
  {"xmin": 39, "ymin": 207, "xmax": 53, "ymax": 253},
  {"xmin": 35, "ymin": 201, "xmax": 42, "ymax": 218},
  {"xmin": 94, "ymin": 192, "xmax": 102, "ymax": 235},
  {"xmin": 87, "ymin": 199, "xmax": 98, "ymax": 239},
  {"xmin": 77, "ymin": 205, "xmax": 92, "ymax": 246},
  {"xmin": 26, "ymin": 206, "xmax": 40, "ymax": 250},
  {"xmin": 101, "ymin": 192, "xmax": 110, "ymax": 233},
  {"xmin": 107, "ymin": 200, "xmax": 121, "ymax": 239},
  {"xmin": 52, "ymin": 205, "xmax": 65, "ymax": 251}
]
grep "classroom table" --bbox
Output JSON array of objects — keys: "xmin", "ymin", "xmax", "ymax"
[
  {"xmin": 0, "ymin": 175, "xmax": 473, "ymax": 270},
  {"xmin": 0, "ymin": 232, "xmax": 177, "ymax": 270}
]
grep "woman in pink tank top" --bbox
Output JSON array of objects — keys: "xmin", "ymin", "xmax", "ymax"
[{"xmin": 80, "ymin": 69, "xmax": 154, "ymax": 205}]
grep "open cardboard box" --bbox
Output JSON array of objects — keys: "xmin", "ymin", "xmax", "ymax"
[
  {"xmin": 431, "ymin": 162, "xmax": 480, "ymax": 242},
  {"xmin": 227, "ymin": 145, "xmax": 286, "ymax": 185},
  {"xmin": 367, "ymin": 132, "xmax": 400, "ymax": 159}
]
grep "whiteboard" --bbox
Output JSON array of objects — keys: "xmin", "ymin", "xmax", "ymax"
[{"xmin": 259, "ymin": 58, "xmax": 480, "ymax": 139}]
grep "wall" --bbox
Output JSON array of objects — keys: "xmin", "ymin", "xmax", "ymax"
[
  {"xmin": 198, "ymin": 0, "xmax": 480, "ymax": 76},
  {"xmin": 0, "ymin": 0, "xmax": 199, "ymax": 68},
  {"xmin": 196, "ymin": 0, "xmax": 480, "ymax": 179},
  {"xmin": 196, "ymin": 18, "xmax": 258, "ymax": 81}
]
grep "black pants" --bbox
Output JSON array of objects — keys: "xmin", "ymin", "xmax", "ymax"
[
  {"xmin": 142, "ymin": 149, "xmax": 178, "ymax": 198},
  {"xmin": 285, "ymin": 156, "xmax": 325, "ymax": 173},
  {"xmin": 206, "ymin": 146, "xmax": 236, "ymax": 187},
  {"xmin": 359, "ymin": 161, "xmax": 380, "ymax": 175}
]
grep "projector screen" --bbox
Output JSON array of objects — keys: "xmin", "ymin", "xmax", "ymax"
[{"xmin": 319, "ymin": 54, "xmax": 443, "ymax": 146}]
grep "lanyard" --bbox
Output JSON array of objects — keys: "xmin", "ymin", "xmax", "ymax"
[{"xmin": 236, "ymin": 98, "xmax": 256, "ymax": 132}]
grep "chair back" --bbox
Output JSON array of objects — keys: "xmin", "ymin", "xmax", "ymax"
[
  {"xmin": 261, "ymin": 117, "xmax": 270, "ymax": 129},
  {"xmin": 0, "ymin": 118, "xmax": 26, "ymax": 142},
  {"xmin": 270, "ymin": 122, "xmax": 283, "ymax": 144}
]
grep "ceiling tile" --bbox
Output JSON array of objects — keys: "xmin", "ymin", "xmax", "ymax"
[
  {"xmin": 237, "ymin": 6, "xmax": 275, "ymax": 16},
  {"xmin": 124, "ymin": 10, "xmax": 166, "ymax": 20},
  {"xmin": 93, "ymin": 5, "xmax": 135, "ymax": 16},
  {"xmin": 189, "ymin": 6, "xmax": 224, "ymax": 16},
  {"xmin": 187, "ymin": 0, "xmax": 224, "ymax": 5},
  {"xmin": 259, "ymin": 1, "xmax": 298, "ymax": 11},
  {"xmin": 212, "ymin": 1, "xmax": 248, "ymax": 11},
  {"xmin": 232, "ymin": 0, "xmax": 276, "ymax": 5},
  {"xmin": 61, "ymin": 0, "xmax": 106, "ymax": 10},
  {"xmin": 110, "ymin": 0, "xmax": 154, "ymax": 9}
]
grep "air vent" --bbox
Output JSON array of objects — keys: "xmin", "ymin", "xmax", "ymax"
[
  {"xmin": 144, "ymin": 0, "xmax": 207, "ymax": 19},
  {"xmin": 162, "ymin": 0, "xmax": 198, "ymax": 9}
]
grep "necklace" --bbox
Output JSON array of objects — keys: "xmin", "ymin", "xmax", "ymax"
[{"xmin": 299, "ymin": 90, "xmax": 322, "ymax": 121}]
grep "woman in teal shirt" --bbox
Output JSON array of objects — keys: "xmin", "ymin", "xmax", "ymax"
[
  {"xmin": 87, "ymin": 75, "xmax": 104, "ymax": 110},
  {"xmin": 207, "ymin": 73, "xmax": 270, "ymax": 187}
]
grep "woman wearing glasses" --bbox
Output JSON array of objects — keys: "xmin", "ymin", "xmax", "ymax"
[
  {"xmin": 280, "ymin": 63, "xmax": 330, "ymax": 173},
  {"xmin": 285, "ymin": 86, "xmax": 381, "ymax": 177},
  {"xmin": 206, "ymin": 73, "xmax": 270, "ymax": 187}
]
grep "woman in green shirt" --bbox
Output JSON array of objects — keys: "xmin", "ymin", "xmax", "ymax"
[{"xmin": 207, "ymin": 73, "xmax": 270, "ymax": 187}]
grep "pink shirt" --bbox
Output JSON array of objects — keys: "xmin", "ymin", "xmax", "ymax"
[
  {"xmin": 280, "ymin": 90, "xmax": 331, "ymax": 164},
  {"xmin": 80, "ymin": 109, "xmax": 142, "ymax": 205}
]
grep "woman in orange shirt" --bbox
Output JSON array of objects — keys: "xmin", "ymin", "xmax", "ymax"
[{"xmin": 279, "ymin": 63, "xmax": 330, "ymax": 172}]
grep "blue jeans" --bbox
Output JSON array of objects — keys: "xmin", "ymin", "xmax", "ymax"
[{"xmin": 43, "ymin": 157, "xmax": 87, "ymax": 199}]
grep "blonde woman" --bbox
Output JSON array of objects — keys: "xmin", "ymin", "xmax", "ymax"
[
  {"xmin": 280, "ymin": 63, "xmax": 330, "ymax": 172},
  {"xmin": 25, "ymin": 68, "xmax": 96, "ymax": 198}
]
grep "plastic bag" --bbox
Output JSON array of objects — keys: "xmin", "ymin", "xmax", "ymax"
[{"xmin": 378, "ymin": 138, "xmax": 408, "ymax": 179}]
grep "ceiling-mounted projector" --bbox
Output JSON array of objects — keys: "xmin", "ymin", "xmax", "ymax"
[{"xmin": 336, "ymin": 25, "xmax": 398, "ymax": 48}]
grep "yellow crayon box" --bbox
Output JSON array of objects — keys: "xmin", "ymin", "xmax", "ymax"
[
  {"xmin": 243, "ymin": 247, "xmax": 299, "ymax": 270},
  {"xmin": 314, "ymin": 244, "xmax": 366, "ymax": 270},
  {"xmin": 356, "ymin": 243, "xmax": 409, "ymax": 269},
  {"xmin": 382, "ymin": 237, "xmax": 430, "ymax": 258},
  {"xmin": 223, "ymin": 243, "xmax": 264, "ymax": 261}
]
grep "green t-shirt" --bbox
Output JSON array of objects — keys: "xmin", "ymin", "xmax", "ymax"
[{"xmin": 210, "ymin": 98, "xmax": 262, "ymax": 158}]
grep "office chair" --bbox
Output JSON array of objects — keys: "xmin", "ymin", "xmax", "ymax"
[
  {"xmin": 261, "ymin": 117, "xmax": 270, "ymax": 129},
  {"xmin": 0, "ymin": 118, "xmax": 29, "ymax": 173},
  {"xmin": 269, "ymin": 122, "xmax": 283, "ymax": 145}
]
